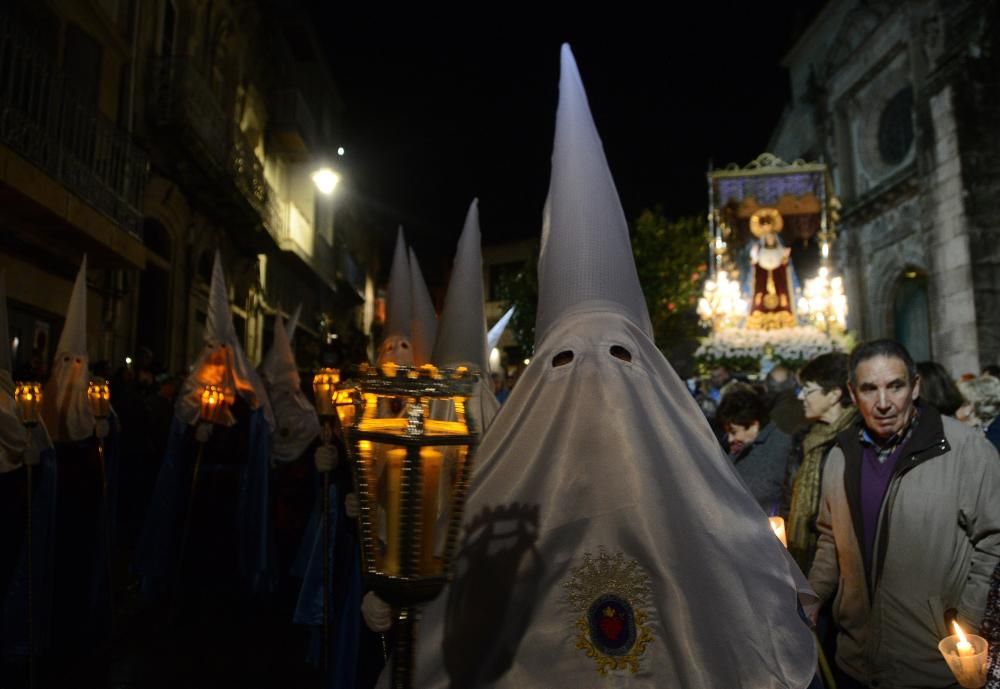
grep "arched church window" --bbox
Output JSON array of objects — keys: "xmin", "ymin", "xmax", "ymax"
[
  {"xmin": 893, "ymin": 270, "xmax": 931, "ymax": 362},
  {"xmin": 878, "ymin": 86, "xmax": 914, "ymax": 166}
]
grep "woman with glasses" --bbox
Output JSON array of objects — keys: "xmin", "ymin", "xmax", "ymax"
[{"xmin": 787, "ymin": 352, "xmax": 858, "ymax": 574}]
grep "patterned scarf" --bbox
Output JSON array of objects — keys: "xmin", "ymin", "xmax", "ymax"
[
  {"xmin": 787, "ymin": 406, "xmax": 859, "ymax": 573},
  {"xmin": 983, "ymin": 560, "xmax": 1000, "ymax": 689}
]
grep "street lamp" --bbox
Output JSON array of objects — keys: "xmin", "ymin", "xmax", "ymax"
[
  {"xmin": 311, "ymin": 167, "xmax": 340, "ymax": 195},
  {"xmin": 336, "ymin": 364, "xmax": 480, "ymax": 688}
]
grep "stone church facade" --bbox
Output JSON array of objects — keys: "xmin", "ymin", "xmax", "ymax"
[{"xmin": 769, "ymin": 0, "xmax": 999, "ymax": 374}]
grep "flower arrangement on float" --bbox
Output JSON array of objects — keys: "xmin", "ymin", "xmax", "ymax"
[{"xmin": 695, "ymin": 326, "xmax": 855, "ymax": 373}]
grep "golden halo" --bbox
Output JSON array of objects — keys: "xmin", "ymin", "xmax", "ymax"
[{"xmin": 750, "ymin": 208, "xmax": 784, "ymax": 238}]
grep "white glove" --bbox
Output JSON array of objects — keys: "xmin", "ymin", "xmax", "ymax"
[
  {"xmin": 195, "ymin": 422, "xmax": 213, "ymax": 443},
  {"xmin": 95, "ymin": 419, "xmax": 110, "ymax": 439},
  {"xmin": 361, "ymin": 591, "xmax": 392, "ymax": 632},
  {"xmin": 314, "ymin": 444, "xmax": 338, "ymax": 473},
  {"xmin": 345, "ymin": 492, "xmax": 359, "ymax": 519}
]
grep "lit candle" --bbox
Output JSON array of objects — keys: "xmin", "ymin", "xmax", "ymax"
[
  {"xmin": 383, "ymin": 448, "xmax": 406, "ymax": 575},
  {"xmin": 954, "ymin": 621, "xmax": 974, "ymax": 657},
  {"xmin": 87, "ymin": 379, "xmax": 111, "ymax": 419},
  {"xmin": 14, "ymin": 382, "xmax": 42, "ymax": 426},
  {"xmin": 419, "ymin": 447, "xmax": 443, "ymax": 575},
  {"xmin": 769, "ymin": 516, "xmax": 788, "ymax": 548},
  {"xmin": 939, "ymin": 620, "xmax": 988, "ymax": 688}
]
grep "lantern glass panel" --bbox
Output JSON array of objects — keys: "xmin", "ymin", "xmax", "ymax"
[
  {"xmin": 333, "ymin": 388, "xmax": 358, "ymax": 428},
  {"xmin": 87, "ymin": 379, "xmax": 112, "ymax": 418},
  {"xmin": 200, "ymin": 384, "xmax": 226, "ymax": 423},
  {"xmin": 356, "ymin": 439, "xmax": 468, "ymax": 578},
  {"xmin": 14, "ymin": 382, "xmax": 42, "ymax": 425},
  {"xmin": 312, "ymin": 368, "xmax": 340, "ymax": 417}
]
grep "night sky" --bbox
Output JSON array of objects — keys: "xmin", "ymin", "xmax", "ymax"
[{"xmin": 310, "ymin": 4, "xmax": 825, "ymax": 281}]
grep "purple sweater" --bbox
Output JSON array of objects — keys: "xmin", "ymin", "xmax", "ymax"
[{"xmin": 858, "ymin": 418, "xmax": 917, "ymax": 574}]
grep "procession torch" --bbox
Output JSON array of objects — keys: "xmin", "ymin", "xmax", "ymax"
[
  {"xmin": 311, "ymin": 368, "xmax": 339, "ymax": 671},
  {"xmin": 173, "ymin": 383, "xmax": 228, "ymax": 605},
  {"xmin": 14, "ymin": 382, "xmax": 41, "ymax": 689},
  {"xmin": 339, "ymin": 364, "xmax": 479, "ymax": 689},
  {"xmin": 87, "ymin": 378, "xmax": 115, "ymax": 631}
]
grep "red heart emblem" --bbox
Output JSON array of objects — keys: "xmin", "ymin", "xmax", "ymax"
[{"xmin": 599, "ymin": 614, "xmax": 624, "ymax": 641}]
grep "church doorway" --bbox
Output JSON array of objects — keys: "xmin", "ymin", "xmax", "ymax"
[{"xmin": 892, "ymin": 270, "xmax": 931, "ymax": 362}]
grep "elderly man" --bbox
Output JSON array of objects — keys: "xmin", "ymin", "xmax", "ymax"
[{"xmin": 810, "ymin": 339, "xmax": 1000, "ymax": 689}]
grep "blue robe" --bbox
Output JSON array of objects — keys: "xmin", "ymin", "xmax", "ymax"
[
  {"xmin": 1, "ymin": 447, "xmax": 57, "ymax": 657},
  {"xmin": 134, "ymin": 407, "xmax": 273, "ymax": 596},
  {"xmin": 293, "ymin": 480, "xmax": 363, "ymax": 689}
]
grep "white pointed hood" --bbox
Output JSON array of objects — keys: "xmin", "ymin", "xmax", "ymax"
[
  {"xmin": 430, "ymin": 199, "xmax": 499, "ymax": 431},
  {"xmin": 286, "ymin": 303, "xmax": 302, "ymax": 342},
  {"xmin": 409, "ymin": 247, "xmax": 438, "ymax": 367},
  {"xmin": 176, "ymin": 251, "xmax": 274, "ymax": 429},
  {"xmin": 535, "ymin": 46, "xmax": 652, "ymax": 343},
  {"xmin": 487, "ymin": 306, "xmax": 515, "ymax": 353},
  {"xmin": 0, "ymin": 270, "xmax": 32, "ymax": 472},
  {"xmin": 386, "ymin": 45, "xmax": 816, "ymax": 689},
  {"xmin": 378, "ymin": 227, "xmax": 414, "ymax": 365},
  {"xmin": 41, "ymin": 256, "xmax": 95, "ymax": 442},
  {"xmin": 262, "ymin": 311, "xmax": 319, "ymax": 462}
]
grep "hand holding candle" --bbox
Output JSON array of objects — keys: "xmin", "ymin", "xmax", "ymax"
[{"xmin": 938, "ymin": 620, "xmax": 988, "ymax": 688}]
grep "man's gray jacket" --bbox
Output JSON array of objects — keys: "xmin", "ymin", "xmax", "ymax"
[{"xmin": 809, "ymin": 404, "xmax": 1000, "ymax": 688}]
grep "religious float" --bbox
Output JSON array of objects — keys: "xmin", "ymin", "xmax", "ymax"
[{"xmin": 696, "ymin": 154, "xmax": 854, "ymax": 374}]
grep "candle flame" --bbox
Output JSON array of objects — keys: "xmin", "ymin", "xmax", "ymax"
[{"xmin": 953, "ymin": 621, "xmax": 968, "ymax": 644}]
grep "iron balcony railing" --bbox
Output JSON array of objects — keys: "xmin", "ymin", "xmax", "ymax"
[
  {"xmin": 0, "ymin": 15, "xmax": 149, "ymax": 238},
  {"xmin": 149, "ymin": 58, "xmax": 265, "ymax": 214}
]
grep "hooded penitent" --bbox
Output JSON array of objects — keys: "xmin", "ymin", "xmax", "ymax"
[
  {"xmin": 487, "ymin": 306, "xmax": 515, "ymax": 353},
  {"xmin": 377, "ymin": 227, "xmax": 414, "ymax": 366},
  {"xmin": 285, "ymin": 303, "xmax": 301, "ymax": 342},
  {"xmin": 40, "ymin": 257, "xmax": 95, "ymax": 443},
  {"xmin": 383, "ymin": 45, "xmax": 816, "ymax": 689},
  {"xmin": 409, "ymin": 247, "xmax": 438, "ymax": 367},
  {"xmin": 0, "ymin": 270, "xmax": 28, "ymax": 472},
  {"xmin": 176, "ymin": 251, "xmax": 273, "ymax": 430},
  {"xmin": 431, "ymin": 199, "xmax": 499, "ymax": 432},
  {"xmin": 1, "ymin": 271, "xmax": 57, "ymax": 655},
  {"xmin": 261, "ymin": 309, "xmax": 320, "ymax": 462},
  {"xmin": 137, "ymin": 251, "xmax": 273, "ymax": 594}
]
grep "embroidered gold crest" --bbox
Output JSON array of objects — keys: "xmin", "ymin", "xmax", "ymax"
[{"xmin": 563, "ymin": 549, "xmax": 654, "ymax": 674}]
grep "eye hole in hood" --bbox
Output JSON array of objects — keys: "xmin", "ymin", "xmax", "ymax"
[
  {"xmin": 551, "ymin": 351, "xmax": 574, "ymax": 367},
  {"xmin": 610, "ymin": 345, "xmax": 632, "ymax": 362}
]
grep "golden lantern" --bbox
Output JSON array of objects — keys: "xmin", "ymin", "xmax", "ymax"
[
  {"xmin": 199, "ymin": 384, "xmax": 227, "ymax": 424},
  {"xmin": 14, "ymin": 381, "xmax": 42, "ymax": 427},
  {"xmin": 87, "ymin": 378, "xmax": 112, "ymax": 419},
  {"xmin": 312, "ymin": 368, "xmax": 340, "ymax": 418},
  {"xmin": 337, "ymin": 364, "xmax": 480, "ymax": 687}
]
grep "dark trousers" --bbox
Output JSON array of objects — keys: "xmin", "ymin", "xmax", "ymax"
[{"xmin": 833, "ymin": 670, "xmax": 871, "ymax": 689}]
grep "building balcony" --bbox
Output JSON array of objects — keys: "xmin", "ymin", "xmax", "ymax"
[
  {"xmin": 0, "ymin": 14, "xmax": 149, "ymax": 245},
  {"xmin": 269, "ymin": 88, "xmax": 317, "ymax": 160},
  {"xmin": 263, "ymin": 181, "xmax": 337, "ymax": 288},
  {"xmin": 148, "ymin": 58, "xmax": 267, "ymax": 233}
]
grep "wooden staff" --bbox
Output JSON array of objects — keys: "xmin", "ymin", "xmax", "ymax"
[
  {"xmin": 173, "ymin": 432, "xmax": 208, "ymax": 611},
  {"xmin": 96, "ymin": 432, "xmax": 114, "ymax": 637},
  {"xmin": 320, "ymin": 422, "xmax": 333, "ymax": 674},
  {"xmin": 26, "ymin": 460, "xmax": 34, "ymax": 689}
]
